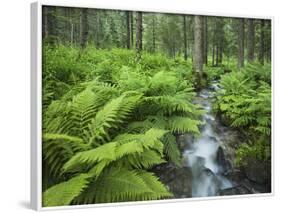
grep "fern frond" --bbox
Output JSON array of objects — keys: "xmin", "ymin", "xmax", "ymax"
[
  {"xmin": 72, "ymin": 168, "xmax": 171, "ymax": 204},
  {"xmin": 43, "ymin": 174, "xmax": 90, "ymax": 207},
  {"xmin": 63, "ymin": 128, "xmax": 166, "ymax": 174},
  {"xmin": 168, "ymin": 116, "xmax": 201, "ymax": 134},
  {"xmin": 162, "ymin": 133, "xmax": 181, "ymax": 166},
  {"xmin": 86, "ymin": 93, "xmax": 142, "ymax": 145},
  {"xmin": 43, "ymin": 133, "xmax": 89, "ymax": 177}
]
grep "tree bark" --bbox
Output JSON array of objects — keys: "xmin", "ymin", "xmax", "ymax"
[
  {"xmin": 126, "ymin": 11, "xmax": 131, "ymax": 49},
  {"xmin": 247, "ymin": 19, "xmax": 255, "ymax": 62},
  {"xmin": 259, "ymin": 19, "xmax": 265, "ymax": 65},
  {"xmin": 152, "ymin": 15, "xmax": 156, "ymax": 53},
  {"xmin": 136, "ymin": 12, "xmax": 143, "ymax": 61},
  {"xmin": 203, "ymin": 17, "xmax": 208, "ymax": 65},
  {"xmin": 80, "ymin": 8, "xmax": 88, "ymax": 49},
  {"xmin": 42, "ymin": 7, "xmax": 48, "ymax": 39},
  {"xmin": 48, "ymin": 7, "xmax": 57, "ymax": 38},
  {"xmin": 130, "ymin": 12, "xmax": 134, "ymax": 48},
  {"xmin": 193, "ymin": 16, "xmax": 204, "ymax": 90},
  {"xmin": 183, "ymin": 15, "xmax": 188, "ymax": 60},
  {"xmin": 238, "ymin": 18, "xmax": 245, "ymax": 69}
]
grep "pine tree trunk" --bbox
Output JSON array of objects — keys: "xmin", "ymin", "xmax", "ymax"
[
  {"xmin": 238, "ymin": 18, "xmax": 245, "ymax": 69},
  {"xmin": 96, "ymin": 11, "xmax": 100, "ymax": 48},
  {"xmin": 126, "ymin": 11, "xmax": 131, "ymax": 49},
  {"xmin": 48, "ymin": 7, "xmax": 57, "ymax": 38},
  {"xmin": 80, "ymin": 8, "xmax": 88, "ymax": 49},
  {"xmin": 203, "ymin": 17, "xmax": 208, "ymax": 65},
  {"xmin": 193, "ymin": 15, "xmax": 204, "ymax": 90},
  {"xmin": 259, "ymin": 19, "xmax": 265, "ymax": 65},
  {"xmin": 152, "ymin": 15, "xmax": 156, "ymax": 53},
  {"xmin": 183, "ymin": 15, "xmax": 188, "ymax": 60},
  {"xmin": 136, "ymin": 12, "xmax": 143, "ymax": 61},
  {"xmin": 247, "ymin": 19, "xmax": 255, "ymax": 62},
  {"xmin": 130, "ymin": 12, "xmax": 134, "ymax": 48},
  {"xmin": 42, "ymin": 7, "xmax": 48, "ymax": 39}
]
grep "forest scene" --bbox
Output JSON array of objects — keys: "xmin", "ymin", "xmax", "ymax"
[{"xmin": 41, "ymin": 6, "xmax": 272, "ymax": 207}]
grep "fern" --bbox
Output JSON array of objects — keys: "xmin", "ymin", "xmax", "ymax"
[
  {"xmin": 86, "ymin": 93, "xmax": 142, "ymax": 146},
  {"xmin": 63, "ymin": 128, "xmax": 166, "ymax": 174},
  {"xmin": 72, "ymin": 167, "xmax": 172, "ymax": 204},
  {"xmin": 43, "ymin": 174, "xmax": 90, "ymax": 207},
  {"xmin": 168, "ymin": 116, "xmax": 201, "ymax": 134},
  {"xmin": 43, "ymin": 134, "xmax": 90, "ymax": 177},
  {"xmin": 42, "ymin": 46, "xmax": 207, "ymax": 206}
]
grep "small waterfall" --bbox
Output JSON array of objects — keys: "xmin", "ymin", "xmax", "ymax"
[{"xmin": 183, "ymin": 85, "xmax": 232, "ymax": 197}]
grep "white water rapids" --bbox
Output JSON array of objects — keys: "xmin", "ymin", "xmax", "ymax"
[{"xmin": 183, "ymin": 84, "xmax": 232, "ymax": 197}]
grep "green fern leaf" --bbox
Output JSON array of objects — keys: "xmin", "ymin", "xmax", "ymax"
[{"xmin": 43, "ymin": 174, "xmax": 90, "ymax": 207}]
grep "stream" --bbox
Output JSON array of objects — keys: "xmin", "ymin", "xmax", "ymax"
[
  {"xmin": 154, "ymin": 82, "xmax": 270, "ymax": 198},
  {"xmin": 183, "ymin": 83, "xmax": 233, "ymax": 197}
]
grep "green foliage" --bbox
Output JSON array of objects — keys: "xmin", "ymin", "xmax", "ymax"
[
  {"xmin": 73, "ymin": 168, "xmax": 172, "ymax": 204},
  {"xmin": 43, "ymin": 174, "xmax": 90, "ymax": 207},
  {"xmin": 235, "ymin": 140, "xmax": 271, "ymax": 166},
  {"xmin": 214, "ymin": 63, "xmax": 271, "ymax": 166},
  {"xmin": 42, "ymin": 46, "xmax": 203, "ymax": 206},
  {"xmin": 214, "ymin": 63, "xmax": 271, "ymax": 137}
]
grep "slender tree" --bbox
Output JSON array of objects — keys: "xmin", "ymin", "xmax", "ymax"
[
  {"xmin": 193, "ymin": 15, "xmax": 204, "ymax": 89},
  {"xmin": 42, "ymin": 7, "xmax": 48, "ymax": 39},
  {"xmin": 80, "ymin": 8, "xmax": 88, "ymax": 49},
  {"xmin": 136, "ymin": 12, "xmax": 143, "ymax": 60},
  {"xmin": 48, "ymin": 7, "xmax": 57, "ymax": 40},
  {"xmin": 238, "ymin": 18, "xmax": 245, "ymax": 69},
  {"xmin": 130, "ymin": 12, "xmax": 134, "ymax": 47},
  {"xmin": 259, "ymin": 19, "xmax": 265, "ymax": 65},
  {"xmin": 126, "ymin": 11, "xmax": 131, "ymax": 49},
  {"xmin": 203, "ymin": 17, "xmax": 208, "ymax": 64},
  {"xmin": 247, "ymin": 19, "xmax": 255, "ymax": 62},
  {"xmin": 152, "ymin": 15, "xmax": 156, "ymax": 53},
  {"xmin": 183, "ymin": 15, "xmax": 188, "ymax": 60}
]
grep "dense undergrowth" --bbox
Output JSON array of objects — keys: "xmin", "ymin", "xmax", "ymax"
[
  {"xmin": 213, "ymin": 63, "xmax": 271, "ymax": 167},
  {"xmin": 42, "ymin": 45, "xmax": 203, "ymax": 206},
  {"xmin": 42, "ymin": 45, "xmax": 271, "ymax": 206}
]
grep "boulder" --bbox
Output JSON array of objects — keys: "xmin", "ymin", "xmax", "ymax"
[{"xmin": 243, "ymin": 158, "xmax": 271, "ymax": 185}]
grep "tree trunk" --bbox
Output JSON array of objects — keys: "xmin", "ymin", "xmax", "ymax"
[
  {"xmin": 259, "ymin": 19, "xmax": 265, "ymax": 65},
  {"xmin": 48, "ymin": 7, "xmax": 57, "ymax": 38},
  {"xmin": 203, "ymin": 17, "xmax": 208, "ymax": 64},
  {"xmin": 130, "ymin": 12, "xmax": 134, "ymax": 48},
  {"xmin": 212, "ymin": 22, "xmax": 216, "ymax": 66},
  {"xmin": 126, "ymin": 11, "xmax": 131, "ymax": 49},
  {"xmin": 152, "ymin": 15, "xmax": 156, "ymax": 53},
  {"xmin": 238, "ymin": 18, "xmax": 245, "ymax": 69},
  {"xmin": 80, "ymin": 8, "xmax": 88, "ymax": 49},
  {"xmin": 42, "ymin": 7, "xmax": 48, "ymax": 39},
  {"xmin": 193, "ymin": 16, "xmax": 204, "ymax": 90},
  {"xmin": 136, "ymin": 12, "xmax": 143, "ymax": 61},
  {"xmin": 183, "ymin": 15, "xmax": 188, "ymax": 60},
  {"xmin": 247, "ymin": 19, "xmax": 255, "ymax": 62}
]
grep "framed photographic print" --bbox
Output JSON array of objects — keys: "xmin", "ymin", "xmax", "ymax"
[{"xmin": 31, "ymin": 1, "xmax": 273, "ymax": 210}]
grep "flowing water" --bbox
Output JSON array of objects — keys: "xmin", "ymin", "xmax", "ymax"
[{"xmin": 183, "ymin": 83, "xmax": 233, "ymax": 197}]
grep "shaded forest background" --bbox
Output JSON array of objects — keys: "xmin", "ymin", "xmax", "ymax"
[{"xmin": 42, "ymin": 6, "xmax": 271, "ymax": 71}]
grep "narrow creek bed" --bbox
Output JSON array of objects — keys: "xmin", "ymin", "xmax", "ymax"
[{"xmin": 153, "ymin": 81, "xmax": 270, "ymax": 199}]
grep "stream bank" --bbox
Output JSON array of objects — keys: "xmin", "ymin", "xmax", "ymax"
[{"xmin": 153, "ymin": 82, "xmax": 271, "ymax": 199}]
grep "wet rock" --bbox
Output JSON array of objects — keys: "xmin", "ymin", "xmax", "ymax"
[
  {"xmin": 153, "ymin": 163, "xmax": 192, "ymax": 198},
  {"xmin": 243, "ymin": 158, "xmax": 271, "ymax": 185},
  {"xmin": 224, "ymin": 169, "xmax": 246, "ymax": 183},
  {"xmin": 176, "ymin": 134, "xmax": 194, "ymax": 151},
  {"xmin": 216, "ymin": 146, "xmax": 232, "ymax": 173},
  {"xmin": 219, "ymin": 185, "xmax": 252, "ymax": 196}
]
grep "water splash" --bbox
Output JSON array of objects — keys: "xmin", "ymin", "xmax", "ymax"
[{"xmin": 183, "ymin": 83, "xmax": 232, "ymax": 197}]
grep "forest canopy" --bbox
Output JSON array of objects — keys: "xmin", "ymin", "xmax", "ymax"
[{"xmin": 41, "ymin": 6, "xmax": 272, "ymax": 207}]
